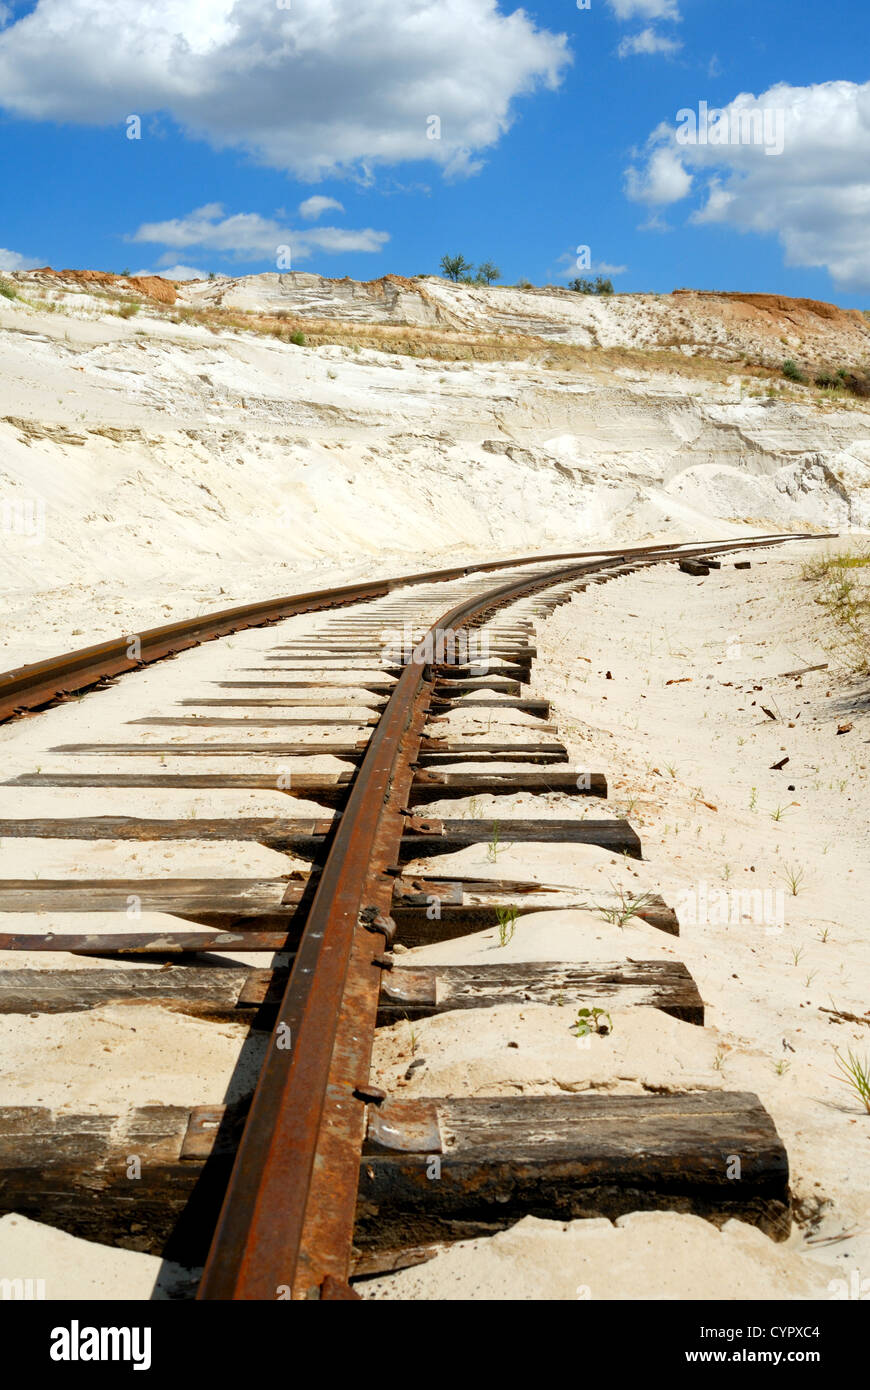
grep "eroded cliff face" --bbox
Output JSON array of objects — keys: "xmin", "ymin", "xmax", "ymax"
[
  {"xmin": 0, "ymin": 270, "xmax": 868, "ymax": 662},
  {"xmin": 175, "ymin": 274, "xmax": 870, "ymax": 368}
]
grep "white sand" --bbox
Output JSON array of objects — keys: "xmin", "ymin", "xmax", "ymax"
[
  {"xmin": 2, "ymin": 277, "xmax": 870, "ymax": 668},
  {"xmin": 360, "ymin": 547, "xmax": 869, "ymax": 1299},
  {"xmin": 0, "ymin": 270, "xmax": 868, "ymax": 1302}
]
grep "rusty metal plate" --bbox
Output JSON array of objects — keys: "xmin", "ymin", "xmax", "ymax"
[{"xmin": 367, "ymin": 1100, "xmax": 444, "ymax": 1155}]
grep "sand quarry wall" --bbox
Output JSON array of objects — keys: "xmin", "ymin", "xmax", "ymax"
[{"xmin": 1, "ymin": 272, "xmax": 869, "ymax": 660}]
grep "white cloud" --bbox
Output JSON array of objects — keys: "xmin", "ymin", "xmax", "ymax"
[
  {"xmin": 0, "ymin": 0, "xmax": 570, "ymax": 180},
  {"xmin": 638, "ymin": 212, "xmax": 672, "ymax": 232},
  {"xmin": 625, "ymin": 145, "xmax": 692, "ymax": 204},
  {"xmin": 140, "ymin": 264, "xmax": 209, "ymax": 281},
  {"xmin": 298, "ymin": 196, "xmax": 345, "ymax": 221},
  {"xmin": 618, "ymin": 27, "xmax": 682, "ymax": 57},
  {"xmin": 551, "ymin": 253, "xmax": 627, "ymax": 280},
  {"xmin": 608, "ymin": 0, "xmax": 680, "ymax": 19},
  {"xmin": 625, "ymin": 80, "xmax": 870, "ymax": 290},
  {"xmin": 130, "ymin": 205, "xmax": 390, "ymax": 264},
  {"xmin": 0, "ymin": 247, "xmax": 41, "ymax": 271}
]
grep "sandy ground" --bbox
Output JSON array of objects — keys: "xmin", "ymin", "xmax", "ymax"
[
  {"xmin": 2, "ymin": 282, "xmax": 870, "ymax": 669},
  {"xmin": 1, "ymin": 269, "xmax": 868, "ymax": 1301},
  {"xmin": 0, "ymin": 544, "xmax": 866, "ymax": 1300},
  {"xmin": 358, "ymin": 544, "xmax": 869, "ymax": 1301}
]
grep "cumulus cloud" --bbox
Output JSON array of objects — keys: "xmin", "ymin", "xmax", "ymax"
[
  {"xmin": 141, "ymin": 264, "xmax": 209, "ymax": 281},
  {"xmin": 618, "ymin": 27, "xmax": 682, "ymax": 57},
  {"xmin": 0, "ymin": 247, "xmax": 41, "ymax": 271},
  {"xmin": 608, "ymin": 0, "xmax": 680, "ymax": 19},
  {"xmin": 625, "ymin": 80, "xmax": 870, "ymax": 290},
  {"xmin": 129, "ymin": 204, "xmax": 390, "ymax": 264},
  {"xmin": 625, "ymin": 145, "xmax": 693, "ymax": 204},
  {"xmin": 0, "ymin": 0, "xmax": 570, "ymax": 180},
  {"xmin": 298, "ymin": 196, "xmax": 345, "ymax": 221},
  {"xmin": 550, "ymin": 252, "xmax": 628, "ymax": 280}
]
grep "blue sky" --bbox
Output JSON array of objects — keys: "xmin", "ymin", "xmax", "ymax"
[{"xmin": 1, "ymin": 0, "xmax": 868, "ymax": 305}]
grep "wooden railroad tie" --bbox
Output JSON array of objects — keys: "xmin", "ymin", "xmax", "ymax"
[
  {"xmin": 0, "ymin": 871, "xmax": 677, "ymax": 948},
  {"xmin": 0, "ymin": 1091, "xmax": 790, "ymax": 1264},
  {"xmin": 0, "ymin": 816, "xmax": 642, "ymax": 859},
  {"xmin": 0, "ymin": 960, "xmax": 704, "ymax": 1024},
  {"xmin": 6, "ymin": 768, "xmax": 606, "ymax": 807}
]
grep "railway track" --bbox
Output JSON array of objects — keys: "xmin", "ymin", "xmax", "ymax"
[{"xmin": 0, "ymin": 534, "xmax": 828, "ymax": 1300}]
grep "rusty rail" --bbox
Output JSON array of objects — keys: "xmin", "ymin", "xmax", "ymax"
[
  {"xmin": 196, "ymin": 532, "xmax": 829, "ymax": 1299},
  {"xmin": 0, "ymin": 533, "xmax": 816, "ymax": 724}
]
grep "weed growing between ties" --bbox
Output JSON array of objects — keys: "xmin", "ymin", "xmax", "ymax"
[
  {"xmin": 594, "ymin": 885, "xmax": 659, "ymax": 928},
  {"xmin": 572, "ymin": 1007, "xmax": 613, "ymax": 1038},
  {"xmin": 495, "ymin": 906, "xmax": 518, "ymax": 947}
]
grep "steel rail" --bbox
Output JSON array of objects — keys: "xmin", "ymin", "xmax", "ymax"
[
  {"xmin": 196, "ymin": 532, "xmax": 824, "ymax": 1300},
  {"xmin": 0, "ymin": 532, "xmax": 822, "ymax": 723}
]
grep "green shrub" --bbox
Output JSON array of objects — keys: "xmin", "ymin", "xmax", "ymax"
[
  {"xmin": 289, "ymin": 331, "xmax": 306, "ymax": 346},
  {"xmin": 570, "ymin": 275, "xmax": 614, "ymax": 295},
  {"xmin": 782, "ymin": 359, "xmax": 807, "ymax": 383},
  {"xmin": 0, "ymin": 277, "xmax": 19, "ymax": 301},
  {"xmin": 842, "ymin": 370, "xmax": 870, "ymax": 399}
]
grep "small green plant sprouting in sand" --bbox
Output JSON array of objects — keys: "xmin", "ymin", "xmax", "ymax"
[
  {"xmin": 495, "ymin": 906, "xmax": 517, "ymax": 947},
  {"xmin": 594, "ymin": 886, "xmax": 659, "ymax": 929},
  {"xmin": 771, "ymin": 804, "xmax": 788, "ymax": 823},
  {"xmin": 790, "ymin": 945, "xmax": 806, "ymax": 966},
  {"xmin": 572, "ymin": 1006, "xmax": 613, "ymax": 1038},
  {"xmin": 818, "ymin": 927, "xmax": 831, "ymax": 944},
  {"xmin": 773, "ymin": 1059, "xmax": 791, "ymax": 1077},
  {"xmin": 749, "ymin": 787, "xmax": 758, "ymax": 811},
  {"xmin": 832, "ymin": 1050, "xmax": 870, "ymax": 1113},
  {"xmin": 782, "ymin": 863, "xmax": 806, "ymax": 896},
  {"xmin": 487, "ymin": 821, "xmax": 501, "ymax": 863}
]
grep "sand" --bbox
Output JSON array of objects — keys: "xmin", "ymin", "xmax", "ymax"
[
  {"xmin": 358, "ymin": 547, "xmax": 869, "ymax": 1300},
  {"xmin": 0, "ymin": 548, "xmax": 865, "ymax": 1299},
  {"xmin": 0, "ymin": 270, "xmax": 868, "ymax": 1302},
  {"xmin": 2, "ymin": 278, "xmax": 870, "ymax": 670}
]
